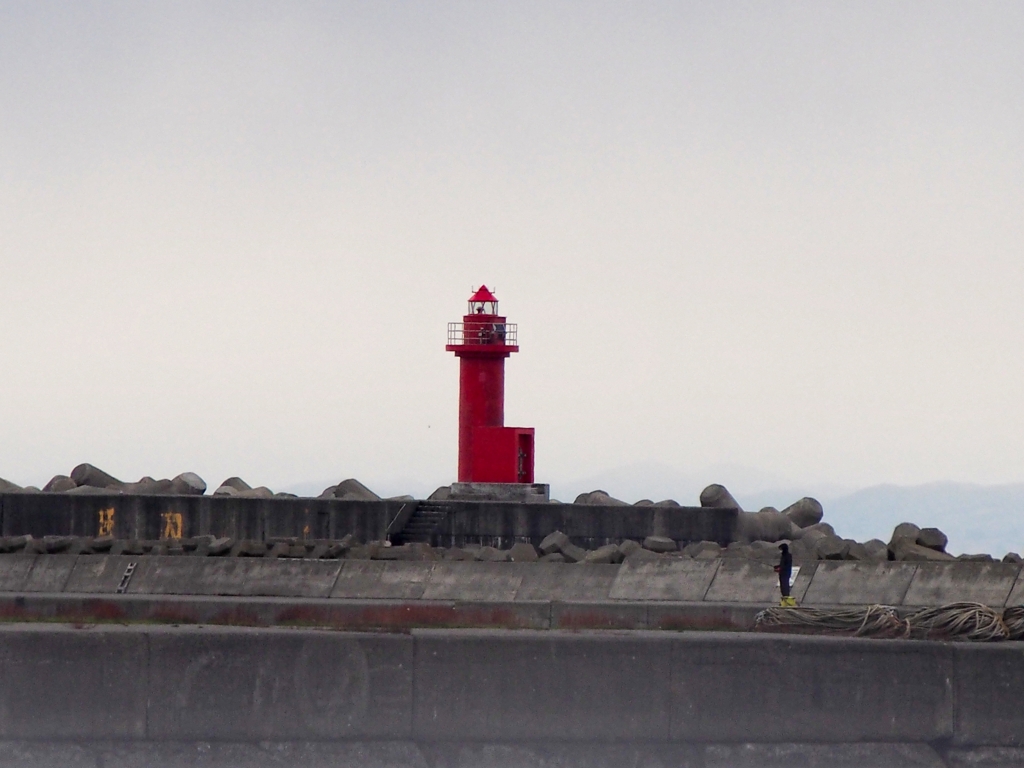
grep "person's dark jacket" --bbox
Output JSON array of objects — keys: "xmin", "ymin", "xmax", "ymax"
[{"xmin": 777, "ymin": 548, "xmax": 793, "ymax": 576}]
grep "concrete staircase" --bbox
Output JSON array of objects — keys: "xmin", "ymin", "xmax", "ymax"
[{"xmin": 395, "ymin": 501, "xmax": 448, "ymax": 545}]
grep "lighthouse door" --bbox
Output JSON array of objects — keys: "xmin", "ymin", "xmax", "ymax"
[{"xmin": 517, "ymin": 432, "xmax": 534, "ymax": 483}]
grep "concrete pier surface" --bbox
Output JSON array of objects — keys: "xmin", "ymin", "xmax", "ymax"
[
  {"xmin": 0, "ymin": 623, "xmax": 1021, "ymax": 767},
  {"xmin": 8, "ymin": 554, "xmax": 1024, "ymax": 607},
  {"xmin": 1, "ymin": 554, "xmax": 1023, "ymax": 633}
]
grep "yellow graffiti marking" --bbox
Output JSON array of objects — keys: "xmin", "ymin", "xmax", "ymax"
[
  {"xmin": 161, "ymin": 512, "xmax": 183, "ymax": 540},
  {"xmin": 97, "ymin": 508, "xmax": 115, "ymax": 537}
]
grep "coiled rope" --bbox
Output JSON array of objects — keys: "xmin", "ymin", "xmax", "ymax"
[
  {"xmin": 1003, "ymin": 606, "xmax": 1024, "ymax": 640},
  {"xmin": 755, "ymin": 605, "xmax": 908, "ymax": 638},
  {"xmin": 755, "ymin": 602, "xmax": 1023, "ymax": 642},
  {"xmin": 905, "ymin": 602, "xmax": 1008, "ymax": 641}
]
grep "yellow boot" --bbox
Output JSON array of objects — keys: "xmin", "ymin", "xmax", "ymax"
[{"xmin": 779, "ymin": 596, "xmax": 798, "ymax": 608}]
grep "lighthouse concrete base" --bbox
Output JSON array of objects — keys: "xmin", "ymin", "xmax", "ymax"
[{"xmin": 450, "ymin": 482, "xmax": 550, "ymax": 503}]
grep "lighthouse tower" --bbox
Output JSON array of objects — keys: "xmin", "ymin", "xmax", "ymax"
[{"xmin": 446, "ymin": 286, "xmax": 537, "ymax": 490}]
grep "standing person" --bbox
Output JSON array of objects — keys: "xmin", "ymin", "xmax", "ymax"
[{"xmin": 775, "ymin": 543, "xmax": 795, "ymax": 606}]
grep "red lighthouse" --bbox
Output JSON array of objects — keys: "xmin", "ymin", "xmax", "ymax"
[{"xmin": 446, "ymin": 286, "xmax": 535, "ymax": 484}]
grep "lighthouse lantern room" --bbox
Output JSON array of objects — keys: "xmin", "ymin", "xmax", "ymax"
[{"xmin": 446, "ymin": 286, "xmax": 535, "ymax": 485}]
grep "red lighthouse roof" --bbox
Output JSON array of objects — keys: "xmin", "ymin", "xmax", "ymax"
[{"xmin": 469, "ymin": 285, "xmax": 498, "ymax": 302}]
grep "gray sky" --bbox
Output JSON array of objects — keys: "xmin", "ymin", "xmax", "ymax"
[{"xmin": 1, "ymin": 2, "xmax": 1022, "ymax": 499}]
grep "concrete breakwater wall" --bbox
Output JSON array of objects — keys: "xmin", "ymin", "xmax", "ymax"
[
  {"xmin": 434, "ymin": 500, "xmax": 736, "ymax": 548},
  {"xmin": 4, "ymin": 553, "xmax": 1024, "ymax": 607},
  {"xmin": 2, "ymin": 555, "xmax": 1024, "ymax": 633},
  {"xmin": 0, "ymin": 623, "xmax": 1021, "ymax": 767},
  {"xmin": 0, "ymin": 493, "xmax": 409, "ymax": 543},
  {"xmin": 0, "ymin": 493, "xmax": 738, "ymax": 548}
]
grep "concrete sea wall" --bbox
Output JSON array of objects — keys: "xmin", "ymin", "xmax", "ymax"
[
  {"xmin": 0, "ymin": 493, "xmax": 739, "ymax": 548},
  {"xmin": 435, "ymin": 500, "xmax": 737, "ymax": 548},
  {"xmin": 0, "ymin": 624, "xmax": 1021, "ymax": 767},
  {"xmin": 0, "ymin": 493, "xmax": 408, "ymax": 543},
  {"xmin": 4, "ymin": 554, "xmax": 1024, "ymax": 607},
  {"xmin": 1, "ymin": 555, "xmax": 1023, "ymax": 632}
]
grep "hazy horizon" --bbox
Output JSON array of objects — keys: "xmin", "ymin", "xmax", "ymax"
[{"xmin": 2, "ymin": 3, "xmax": 1022, "ymax": 510}]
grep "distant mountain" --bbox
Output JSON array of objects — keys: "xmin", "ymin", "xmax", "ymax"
[{"xmin": 818, "ymin": 483, "xmax": 1024, "ymax": 557}]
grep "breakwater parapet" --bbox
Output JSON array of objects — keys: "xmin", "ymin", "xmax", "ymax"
[
  {"xmin": 0, "ymin": 492, "xmax": 737, "ymax": 550},
  {"xmin": 2, "ymin": 554, "xmax": 1024, "ymax": 634}
]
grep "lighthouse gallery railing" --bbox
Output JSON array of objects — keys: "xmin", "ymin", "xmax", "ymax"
[{"xmin": 447, "ymin": 321, "xmax": 518, "ymax": 347}]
